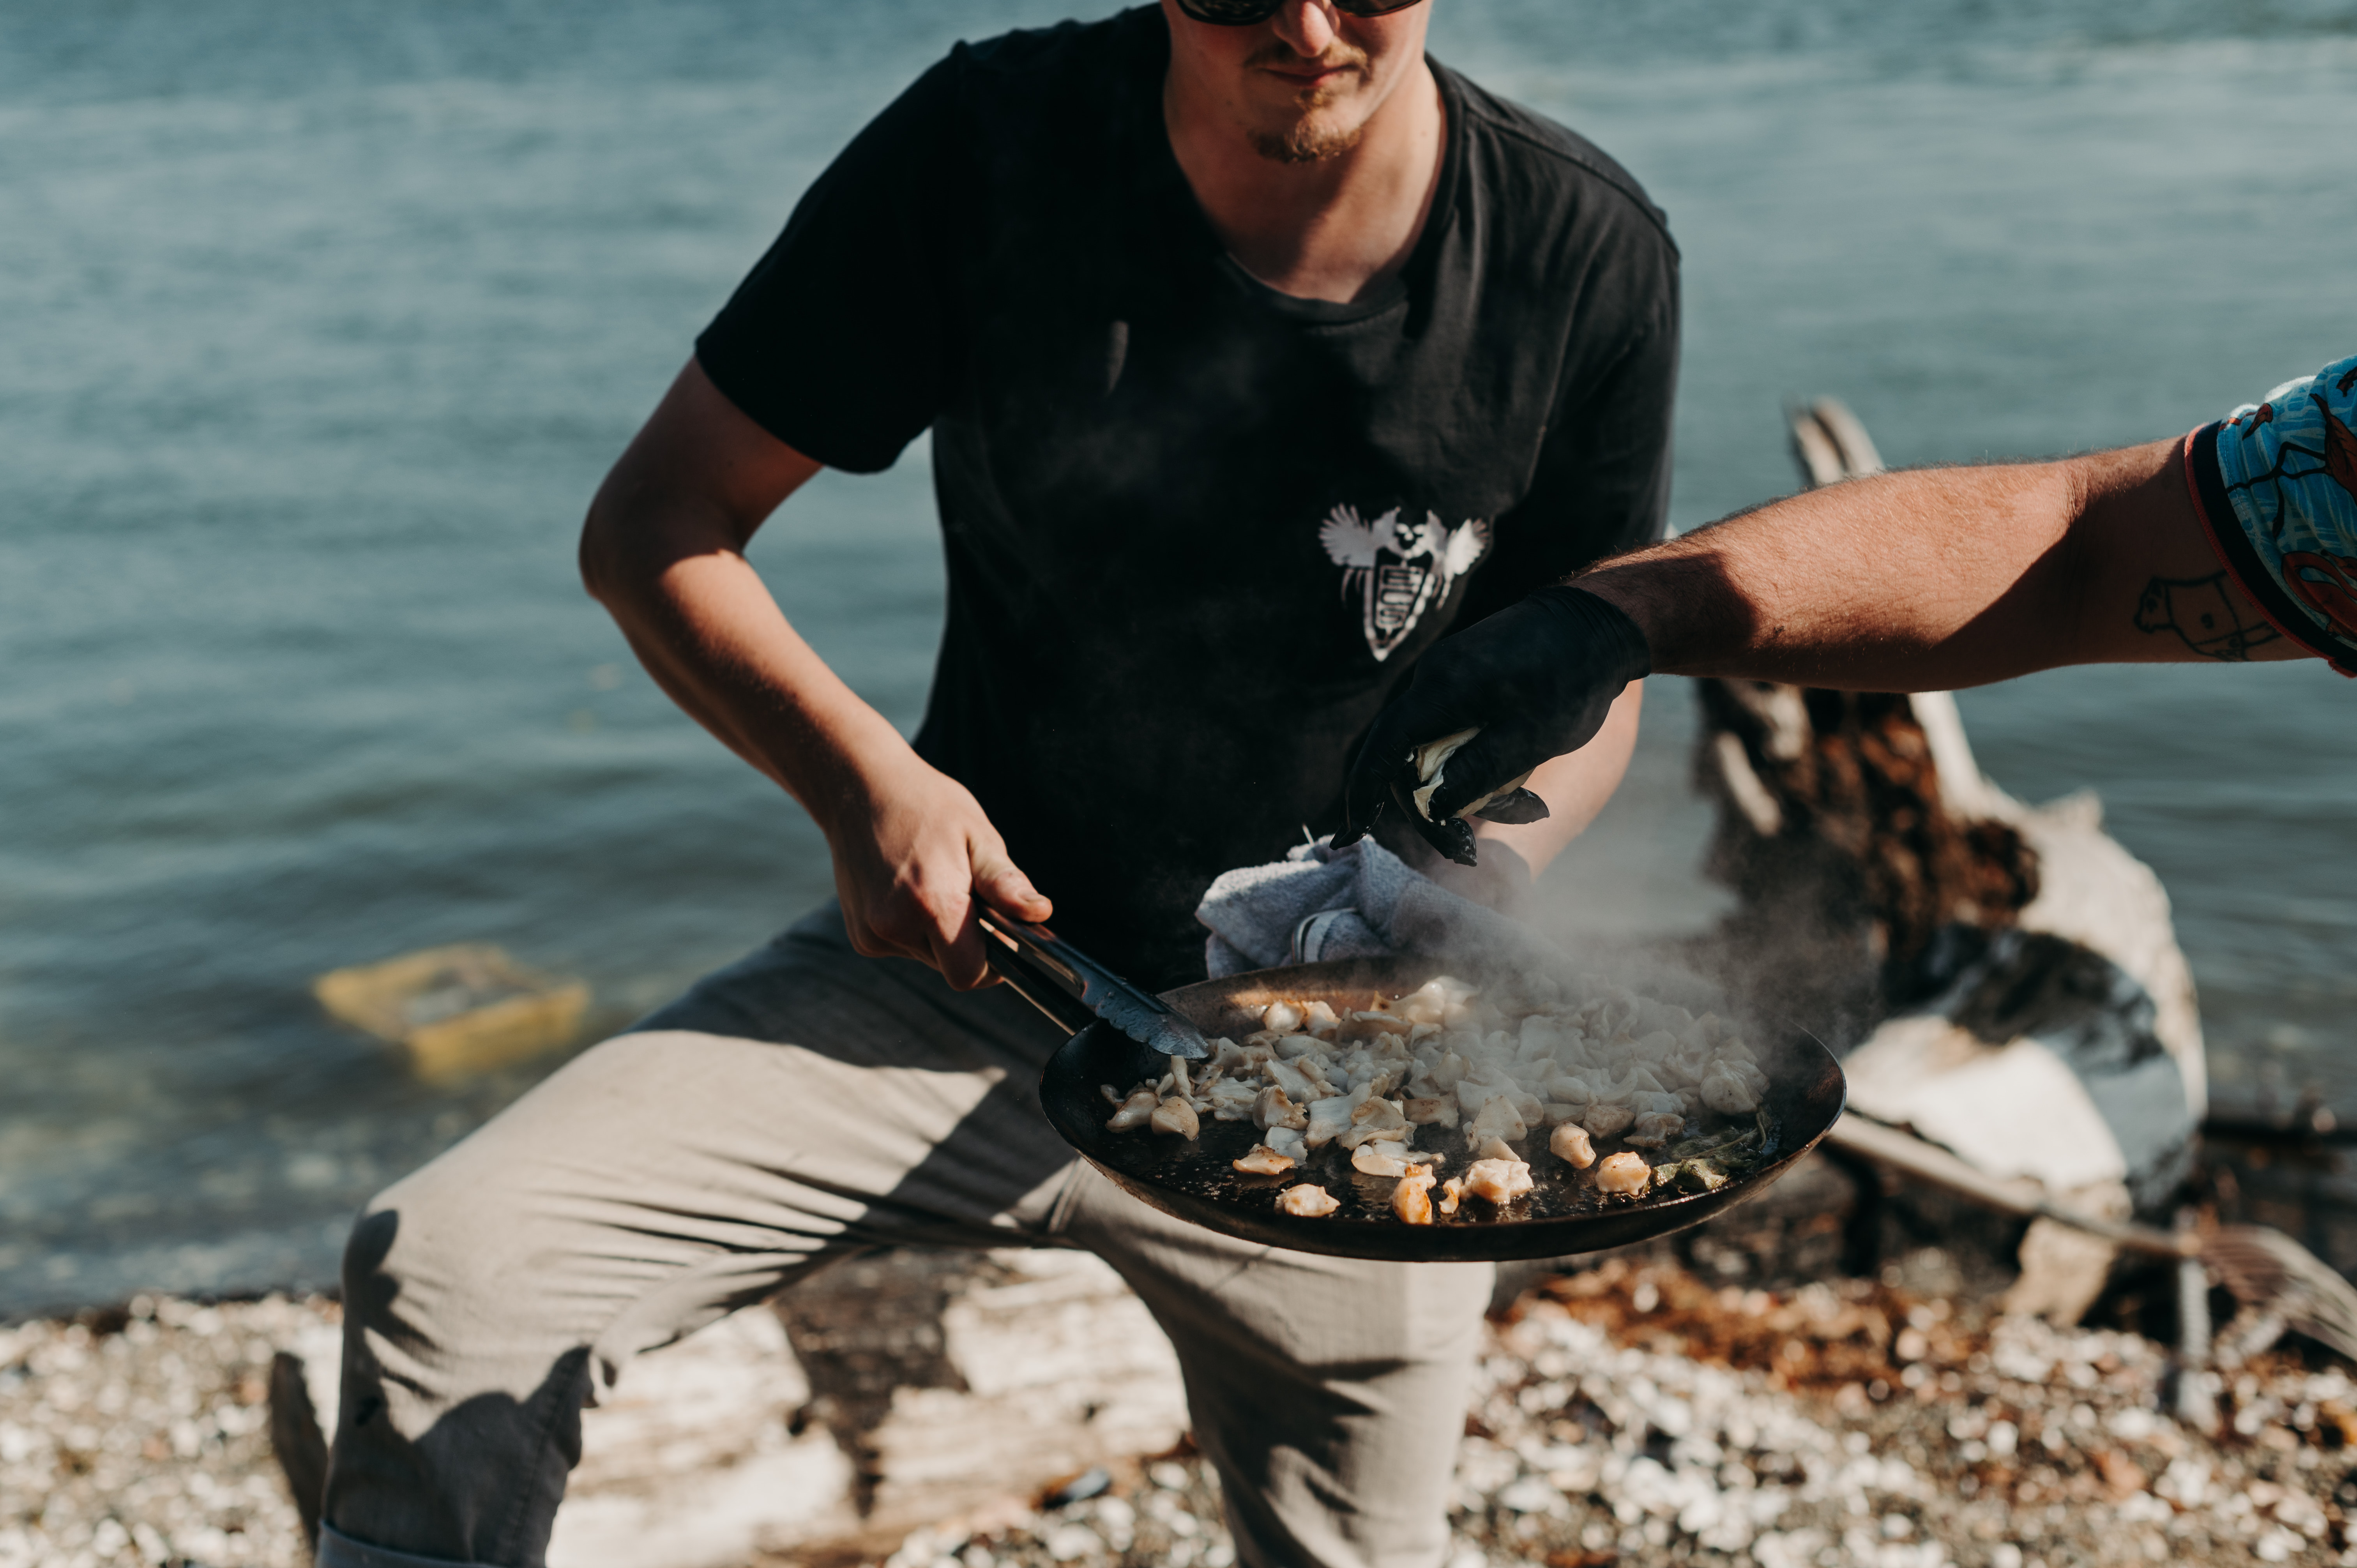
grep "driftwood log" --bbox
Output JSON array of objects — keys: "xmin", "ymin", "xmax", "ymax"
[
  {"xmin": 275, "ymin": 1248, "xmax": 1187, "ymax": 1568},
  {"xmin": 1696, "ymin": 678, "xmax": 2040, "ymax": 1041}
]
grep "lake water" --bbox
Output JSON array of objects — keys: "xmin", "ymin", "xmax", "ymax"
[{"xmin": 5, "ymin": 0, "xmax": 2355, "ymax": 1316}]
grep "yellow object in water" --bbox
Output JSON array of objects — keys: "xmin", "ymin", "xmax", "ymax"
[{"xmin": 314, "ymin": 944, "xmax": 587, "ymax": 1082}]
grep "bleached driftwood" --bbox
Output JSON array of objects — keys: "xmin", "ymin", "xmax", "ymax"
[{"xmin": 281, "ymin": 1248, "xmax": 1188, "ymax": 1568}]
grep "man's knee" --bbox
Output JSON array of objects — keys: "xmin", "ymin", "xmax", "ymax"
[
  {"xmin": 338, "ymin": 1145, "xmax": 549, "ymax": 1353},
  {"xmin": 330, "ymin": 1160, "xmax": 594, "ymax": 1473},
  {"xmin": 337, "ymin": 1032, "xmax": 680, "ymax": 1322},
  {"xmin": 326, "ymin": 1177, "xmax": 590, "ymax": 1564}
]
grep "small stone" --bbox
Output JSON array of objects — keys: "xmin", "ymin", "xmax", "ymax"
[
  {"xmin": 1043, "ymin": 1521, "xmax": 1101, "ymax": 1561},
  {"xmin": 1494, "ymin": 1475, "xmax": 1562, "ymax": 1513},
  {"xmin": 1042, "ymin": 1466, "xmax": 1111, "ymax": 1508}
]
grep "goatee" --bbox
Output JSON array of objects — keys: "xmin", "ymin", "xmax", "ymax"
[{"xmin": 1248, "ymin": 118, "xmax": 1366, "ymax": 164}]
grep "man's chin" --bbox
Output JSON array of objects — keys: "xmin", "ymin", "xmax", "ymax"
[{"xmin": 1247, "ymin": 113, "xmax": 1367, "ymax": 164}]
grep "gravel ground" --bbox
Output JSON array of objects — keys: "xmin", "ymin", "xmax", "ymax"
[
  {"xmin": 0, "ymin": 1294, "xmax": 326, "ymax": 1568},
  {"xmin": 12, "ymin": 1266, "xmax": 2357, "ymax": 1568},
  {"xmin": 866, "ymin": 1259, "xmax": 2357, "ymax": 1568}
]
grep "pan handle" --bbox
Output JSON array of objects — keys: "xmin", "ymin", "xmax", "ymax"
[{"xmin": 978, "ymin": 906, "xmax": 1098, "ymax": 1038}]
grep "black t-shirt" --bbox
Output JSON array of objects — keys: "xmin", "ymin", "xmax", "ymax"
[{"xmin": 698, "ymin": 7, "xmax": 1679, "ymax": 989}]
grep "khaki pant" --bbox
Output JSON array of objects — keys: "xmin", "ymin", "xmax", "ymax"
[{"xmin": 319, "ymin": 905, "xmax": 1493, "ymax": 1568}]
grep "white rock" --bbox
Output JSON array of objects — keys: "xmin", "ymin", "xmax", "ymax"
[
  {"xmin": 1043, "ymin": 1522, "xmax": 1102, "ymax": 1561},
  {"xmin": 1494, "ymin": 1475, "xmax": 1564, "ymax": 1514}
]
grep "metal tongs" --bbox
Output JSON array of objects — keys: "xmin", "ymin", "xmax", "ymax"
[{"xmin": 977, "ymin": 906, "xmax": 1211, "ymax": 1060}]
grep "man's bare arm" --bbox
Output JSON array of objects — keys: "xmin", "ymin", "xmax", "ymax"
[
  {"xmin": 1337, "ymin": 435, "xmax": 2312, "ymax": 848},
  {"xmin": 1573, "ymin": 438, "xmax": 2301, "ymax": 689},
  {"xmin": 580, "ymin": 358, "xmax": 1050, "ymax": 989}
]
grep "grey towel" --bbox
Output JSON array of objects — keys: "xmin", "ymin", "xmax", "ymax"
[{"xmin": 1194, "ymin": 836, "xmax": 1564, "ymax": 980}]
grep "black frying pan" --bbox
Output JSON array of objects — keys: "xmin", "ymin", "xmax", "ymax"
[{"xmin": 1019, "ymin": 951, "xmax": 1846, "ymax": 1263}]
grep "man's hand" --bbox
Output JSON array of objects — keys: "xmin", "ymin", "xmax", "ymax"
[
  {"xmin": 827, "ymin": 752, "xmax": 1053, "ymax": 992},
  {"xmin": 1336, "ymin": 586, "xmax": 1650, "ymax": 862}
]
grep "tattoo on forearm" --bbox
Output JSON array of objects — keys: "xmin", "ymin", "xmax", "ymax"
[{"xmin": 2132, "ymin": 572, "xmax": 2281, "ymax": 660}]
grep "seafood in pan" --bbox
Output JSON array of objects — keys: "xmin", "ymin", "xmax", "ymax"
[{"xmin": 1097, "ymin": 972, "xmax": 1777, "ymax": 1224}]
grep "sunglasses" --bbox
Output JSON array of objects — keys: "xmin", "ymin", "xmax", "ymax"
[{"xmin": 1173, "ymin": 0, "xmax": 1425, "ymax": 24}]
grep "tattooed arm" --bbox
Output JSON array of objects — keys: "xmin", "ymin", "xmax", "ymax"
[{"xmin": 1569, "ymin": 437, "xmax": 2304, "ymax": 690}]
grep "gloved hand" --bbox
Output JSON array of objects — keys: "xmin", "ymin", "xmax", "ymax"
[{"xmin": 1334, "ymin": 585, "xmax": 1651, "ymax": 866}]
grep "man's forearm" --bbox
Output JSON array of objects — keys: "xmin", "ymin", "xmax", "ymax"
[
  {"xmin": 576, "ymin": 359, "xmax": 922, "ymax": 842},
  {"xmin": 1572, "ymin": 460, "xmax": 2089, "ymax": 690},
  {"xmin": 584, "ymin": 503, "xmax": 942, "ymax": 864},
  {"xmin": 1569, "ymin": 437, "xmax": 2298, "ymax": 689},
  {"xmin": 580, "ymin": 358, "xmax": 1052, "ymax": 984},
  {"xmin": 588, "ymin": 530, "xmax": 911, "ymax": 825}
]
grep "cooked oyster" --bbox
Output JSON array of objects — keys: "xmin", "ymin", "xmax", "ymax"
[
  {"xmin": 1461, "ymin": 1155, "xmax": 1534, "ymax": 1206},
  {"xmin": 1394, "ymin": 1165, "xmax": 1438, "ymax": 1225},
  {"xmin": 1276, "ymin": 1185, "xmax": 1340, "ymax": 1218},
  {"xmin": 1699, "ymin": 1058, "xmax": 1767, "ymax": 1114},
  {"xmin": 1254, "ymin": 1085, "xmax": 1308, "ymax": 1132},
  {"xmin": 1106, "ymin": 1085, "xmax": 1159, "ymax": 1133},
  {"xmin": 1594, "ymin": 1151, "xmax": 1650, "ymax": 1195},
  {"xmin": 1150, "ymin": 1096, "xmax": 1200, "ymax": 1139},
  {"xmin": 1338, "ymin": 1095, "xmax": 1408, "ymax": 1150},
  {"xmin": 1099, "ymin": 972, "xmax": 1777, "ymax": 1225},
  {"xmin": 1232, "ymin": 1143, "xmax": 1295, "ymax": 1176},
  {"xmin": 1549, "ymin": 1122, "xmax": 1596, "ymax": 1169}
]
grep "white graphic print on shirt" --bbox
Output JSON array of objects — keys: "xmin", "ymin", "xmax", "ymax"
[{"xmin": 1318, "ymin": 505, "xmax": 1493, "ymax": 661}]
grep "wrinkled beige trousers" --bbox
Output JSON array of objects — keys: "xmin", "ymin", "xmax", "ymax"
[{"xmin": 318, "ymin": 905, "xmax": 1493, "ymax": 1568}]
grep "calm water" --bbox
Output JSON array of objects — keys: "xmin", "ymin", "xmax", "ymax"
[{"xmin": 5, "ymin": 0, "xmax": 2356, "ymax": 1315}]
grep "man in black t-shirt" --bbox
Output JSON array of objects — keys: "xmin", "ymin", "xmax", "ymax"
[{"xmin": 316, "ymin": 6, "xmax": 1677, "ymax": 1566}]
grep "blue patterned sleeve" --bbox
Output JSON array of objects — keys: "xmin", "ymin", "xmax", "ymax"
[{"xmin": 2185, "ymin": 354, "xmax": 2357, "ymax": 675}]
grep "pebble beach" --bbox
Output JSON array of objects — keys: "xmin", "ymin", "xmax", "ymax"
[
  {"xmin": 0, "ymin": 1294, "xmax": 320, "ymax": 1568},
  {"xmin": 11, "ymin": 1259, "xmax": 2357, "ymax": 1568}
]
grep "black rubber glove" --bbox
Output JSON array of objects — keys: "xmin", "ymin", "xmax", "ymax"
[{"xmin": 1334, "ymin": 585, "xmax": 1652, "ymax": 866}]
